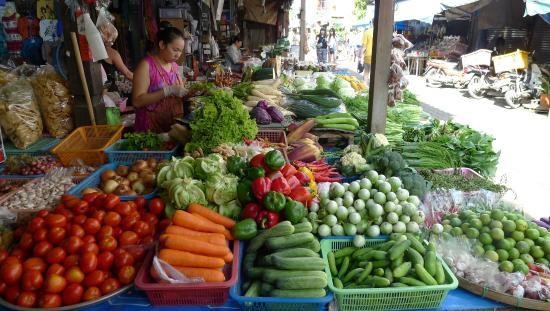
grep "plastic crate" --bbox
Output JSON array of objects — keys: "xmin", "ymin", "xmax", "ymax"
[
  {"xmin": 492, "ymin": 50, "xmax": 528, "ymax": 73},
  {"xmin": 229, "ymin": 243, "xmax": 334, "ymax": 311},
  {"xmin": 3, "ymin": 137, "xmax": 59, "ymax": 157},
  {"xmin": 256, "ymin": 130, "xmax": 287, "ymax": 145},
  {"xmin": 135, "ymin": 241, "xmax": 240, "ymax": 306},
  {"xmin": 67, "ymin": 163, "xmax": 156, "ymax": 201},
  {"xmin": 104, "ymin": 139, "xmax": 179, "ymax": 163},
  {"xmin": 461, "ymin": 49, "xmax": 492, "ymax": 67},
  {"xmin": 51, "ymin": 125, "xmax": 123, "ymax": 166},
  {"xmin": 320, "ymin": 238, "xmax": 458, "ymax": 311}
]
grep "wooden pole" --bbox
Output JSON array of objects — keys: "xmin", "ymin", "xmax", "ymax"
[
  {"xmin": 70, "ymin": 32, "xmax": 97, "ymax": 126},
  {"xmin": 299, "ymin": 0, "xmax": 306, "ymax": 61},
  {"xmin": 367, "ymin": 0, "xmax": 394, "ymax": 134}
]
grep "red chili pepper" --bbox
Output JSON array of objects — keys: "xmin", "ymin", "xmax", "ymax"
[
  {"xmin": 314, "ymin": 175, "xmax": 343, "ymax": 182},
  {"xmin": 271, "ymin": 177, "xmax": 291, "ymax": 195},
  {"xmin": 280, "ymin": 164, "xmax": 298, "ymax": 178},
  {"xmin": 241, "ymin": 202, "xmax": 262, "ymax": 220},
  {"xmin": 251, "ymin": 177, "xmax": 272, "ymax": 201},
  {"xmin": 289, "ymin": 186, "xmax": 312, "ymax": 206},
  {"xmin": 256, "ymin": 210, "xmax": 280, "ymax": 229},
  {"xmin": 286, "ymin": 175, "xmax": 300, "ymax": 190}
]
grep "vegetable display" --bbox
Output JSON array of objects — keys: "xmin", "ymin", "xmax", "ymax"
[
  {"xmin": 85, "ymin": 160, "xmax": 157, "ymax": 196},
  {"xmin": 315, "ymin": 112, "xmax": 359, "ymax": 132},
  {"xmin": 119, "ymin": 132, "xmax": 174, "ymax": 151},
  {"xmin": 2, "ymin": 155, "xmax": 61, "ymax": 176}
]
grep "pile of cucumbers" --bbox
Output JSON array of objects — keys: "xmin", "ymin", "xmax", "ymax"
[
  {"xmin": 242, "ymin": 221, "xmax": 328, "ymax": 298},
  {"xmin": 326, "ymin": 233, "xmax": 449, "ymax": 289}
]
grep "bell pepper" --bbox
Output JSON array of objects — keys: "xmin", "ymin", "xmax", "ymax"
[
  {"xmin": 289, "ymin": 186, "xmax": 312, "ymax": 206},
  {"xmin": 286, "ymin": 175, "xmax": 300, "ymax": 189},
  {"xmin": 280, "ymin": 163, "xmax": 298, "ymax": 178},
  {"xmin": 298, "ymin": 167, "xmax": 317, "ymax": 195},
  {"xmin": 264, "ymin": 149, "xmax": 285, "ymax": 171},
  {"xmin": 227, "ymin": 156, "xmax": 248, "ymax": 177},
  {"xmin": 263, "ymin": 191, "xmax": 286, "ymax": 212},
  {"xmin": 295, "ymin": 171, "xmax": 311, "ymax": 185},
  {"xmin": 232, "ymin": 218, "xmax": 258, "ymax": 240},
  {"xmin": 284, "ymin": 200, "xmax": 307, "ymax": 224},
  {"xmin": 250, "ymin": 153, "xmax": 266, "ymax": 169},
  {"xmin": 237, "ymin": 180, "xmax": 254, "ymax": 205},
  {"xmin": 271, "ymin": 177, "xmax": 291, "ymax": 195},
  {"xmin": 256, "ymin": 210, "xmax": 280, "ymax": 229},
  {"xmin": 246, "ymin": 166, "xmax": 265, "ymax": 180},
  {"xmin": 241, "ymin": 202, "xmax": 262, "ymax": 220},
  {"xmin": 251, "ymin": 177, "xmax": 271, "ymax": 201}
]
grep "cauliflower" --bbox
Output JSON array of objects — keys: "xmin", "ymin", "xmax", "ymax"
[
  {"xmin": 338, "ymin": 152, "xmax": 372, "ymax": 176},
  {"xmin": 343, "ymin": 144, "xmax": 362, "ymax": 155}
]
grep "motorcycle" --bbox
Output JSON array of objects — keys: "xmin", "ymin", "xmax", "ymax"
[
  {"xmin": 467, "ymin": 67, "xmax": 514, "ymax": 100},
  {"xmin": 503, "ymin": 62, "xmax": 546, "ymax": 109},
  {"xmin": 424, "ymin": 59, "xmax": 478, "ymax": 88}
]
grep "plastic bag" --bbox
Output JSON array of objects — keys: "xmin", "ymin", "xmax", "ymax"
[
  {"xmin": 30, "ymin": 65, "xmax": 73, "ymax": 138},
  {"xmin": 151, "ymin": 252, "xmax": 204, "ymax": 284},
  {"xmin": 0, "ymin": 78, "xmax": 43, "ymax": 149},
  {"xmin": 96, "ymin": 8, "xmax": 118, "ymax": 46}
]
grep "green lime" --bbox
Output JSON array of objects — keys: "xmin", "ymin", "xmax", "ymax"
[
  {"xmin": 443, "ymin": 224, "xmax": 453, "ymax": 233},
  {"xmin": 540, "ymin": 239, "xmax": 550, "ymax": 254},
  {"xmin": 525, "ymin": 228, "xmax": 540, "ymax": 240},
  {"xmin": 499, "ymin": 260, "xmax": 514, "ymax": 273},
  {"xmin": 520, "ymin": 253, "xmax": 534, "ymax": 265},
  {"xmin": 495, "ymin": 239, "xmax": 512, "ymax": 251},
  {"xmin": 515, "ymin": 219, "xmax": 528, "ymax": 232},
  {"xmin": 535, "ymin": 258, "xmax": 549, "ymax": 265},
  {"xmin": 516, "ymin": 263, "xmax": 529, "ymax": 274},
  {"xmin": 489, "ymin": 220, "xmax": 503, "ymax": 229},
  {"xmin": 496, "ymin": 249, "xmax": 509, "ymax": 262},
  {"xmin": 490, "ymin": 228, "xmax": 505, "ymax": 241},
  {"xmin": 484, "ymin": 250, "xmax": 499, "ymax": 262},
  {"xmin": 512, "ymin": 258, "xmax": 525, "ymax": 268},
  {"xmin": 491, "ymin": 209, "xmax": 504, "ymax": 221},
  {"xmin": 450, "ymin": 217, "xmax": 462, "ymax": 228},
  {"xmin": 527, "ymin": 222, "xmax": 538, "ymax": 230},
  {"xmin": 451, "ymin": 227, "xmax": 463, "ymax": 237},
  {"xmin": 505, "ymin": 238, "xmax": 516, "ymax": 249},
  {"xmin": 480, "ymin": 226, "xmax": 491, "ymax": 234},
  {"xmin": 530, "ymin": 245, "xmax": 545, "ymax": 259},
  {"xmin": 480, "ymin": 213, "xmax": 491, "ymax": 225},
  {"xmin": 442, "ymin": 219, "xmax": 451, "ymax": 225},
  {"xmin": 511, "ymin": 231, "xmax": 524, "ymax": 242},
  {"xmin": 484, "ymin": 244, "xmax": 496, "ymax": 252},
  {"xmin": 460, "ymin": 223, "xmax": 471, "ymax": 232},
  {"xmin": 516, "ymin": 241, "xmax": 530, "ymax": 254},
  {"xmin": 472, "ymin": 244, "xmax": 485, "ymax": 257},
  {"xmin": 465, "ymin": 227, "xmax": 480, "ymax": 239},
  {"xmin": 502, "ymin": 220, "xmax": 516, "ymax": 234},
  {"xmin": 508, "ymin": 248, "xmax": 520, "ymax": 260},
  {"xmin": 459, "ymin": 210, "xmax": 473, "ymax": 221},
  {"xmin": 479, "ymin": 232, "xmax": 493, "ymax": 245},
  {"xmin": 505, "ymin": 213, "xmax": 518, "ymax": 221},
  {"xmin": 469, "ymin": 218, "xmax": 483, "ymax": 230},
  {"xmin": 524, "ymin": 238, "xmax": 535, "ymax": 248}
]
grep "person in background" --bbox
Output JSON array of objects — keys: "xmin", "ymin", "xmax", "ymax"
[
  {"xmin": 327, "ymin": 28, "xmax": 337, "ymax": 63},
  {"xmin": 225, "ymin": 35, "xmax": 245, "ymax": 72},
  {"xmin": 360, "ymin": 25, "xmax": 374, "ymax": 84},
  {"xmin": 99, "ymin": 22, "xmax": 133, "ymax": 92},
  {"xmin": 316, "ymin": 28, "xmax": 328, "ymax": 64},
  {"xmin": 132, "ymin": 22, "xmax": 187, "ymax": 133}
]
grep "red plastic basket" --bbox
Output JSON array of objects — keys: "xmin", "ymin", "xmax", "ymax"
[
  {"xmin": 135, "ymin": 241, "xmax": 240, "ymax": 306},
  {"xmin": 256, "ymin": 130, "xmax": 287, "ymax": 145}
]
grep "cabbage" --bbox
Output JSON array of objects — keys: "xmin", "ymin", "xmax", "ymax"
[
  {"xmin": 316, "ymin": 75, "xmax": 330, "ymax": 86},
  {"xmin": 194, "ymin": 153, "xmax": 227, "ymax": 180},
  {"xmin": 166, "ymin": 178, "xmax": 207, "ymax": 209},
  {"xmin": 215, "ymin": 200, "xmax": 241, "ymax": 220},
  {"xmin": 331, "ymin": 77, "xmax": 351, "ymax": 91},
  {"xmin": 205, "ymin": 173, "xmax": 239, "ymax": 205},
  {"xmin": 294, "ymin": 77, "xmax": 306, "ymax": 87},
  {"xmin": 337, "ymin": 87, "xmax": 356, "ymax": 99}
]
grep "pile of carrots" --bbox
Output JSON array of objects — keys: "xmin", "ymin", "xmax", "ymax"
[{"xmin": 156, "ymin": 203, "xmax": 236, "ymax": 283}]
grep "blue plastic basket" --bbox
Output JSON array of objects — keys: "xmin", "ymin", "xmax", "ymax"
[
  {"xmin": 67, "ymin": 162, "xmax": 156, "ymax": 200},
  {"xmin": 229, "ymin": 243, "xmax": 334, "ymax": 311},
  {"xmin": 103, "ymin": 139, "xmax": 180, "ymax": 163},
  {"xmin": 3, "ymin": 137, "xmax": 59, "ymax": 157}
]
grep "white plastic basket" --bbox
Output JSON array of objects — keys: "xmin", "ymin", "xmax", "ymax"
[{"xmin": 461, "ymin": 49, "xmax": 492, "ymax": 67}]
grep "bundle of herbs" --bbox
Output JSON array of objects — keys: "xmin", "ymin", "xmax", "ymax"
[{"xmin": 419, "ymin": 169, "xmax": 507, "ymax": 193}]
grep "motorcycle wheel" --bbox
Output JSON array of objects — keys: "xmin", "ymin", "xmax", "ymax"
[
  {"xmin": 424, "ymin": 68, "xmax": 442, "ymax": 88},
  {"xmin": 504, "ymin": 85, "xmax": 522, "ymax": 109},
  {"xmin": 467, "ymin": 75, "xmax": 485, "ymax": 99}
]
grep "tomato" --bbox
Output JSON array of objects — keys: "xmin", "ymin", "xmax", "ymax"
[
  {"xmin": 80, "ymin": 252, "xmax": 98, "ymax": 274},
  {"xmin": 37, "ymin": 210, "xmax": 49, "ymax": 218},
  {"xmin": 46, "ymin": 264, "xmax": 65, "ymax": 277},
  {"xmin": 114, "ymin": 202, "xmax": 132, "ymax": 216},
  {"xmin": 103, "ymin": 194, "xmax": 120, "ymax": 210},
  {"xmin": 92, "ymin": 210, "xmax": 106, "ymax": 223},
  {"xmin": 141, "ymin": 213, "xmax": 159, "ymax": 228},
  {"xmin": 96, "ymin": 225, "xmax": 114, "ymax": 240},
  {"xmin": 118, "ymin": 231, "xmax": 139, "ymax": 247},
  {"xmin": 18, "ymin": 233, "xmax": 34, "ymax": 251},
  {"xmin": 117, "ymin": 265, "xmax": 136, "ymax": 285},
  {"xmin": 114, "ymin": 251, "xmax": 134, "ymax": 269},
  {"xmin": 45, "ymin": 247, "xmax": 67, "ymax": 265},
  {"xmin": 43, "ymin": 274, "xmax": 67, "ymax": 294},
  {"xmin": 112, "ymin": 226, "xmax": 122, "ymax": 239},
  {"xmin": 16, "ymin": 290, "xmax": 37, "ymax": 307},
  {"xmin": 148, "ymin": 198, "xmax": 165, "ymax": 215},
  {"xmin": 0, "ymin": 281, "xmax": 6, "ymax": 295},
  {"xmin": 32, "ymin": 228, "xmax": 48, "ymax": 242},
  {"xmin": 100, "ymin": 277, "xmax": 120, "ymax": 295},
  {"xmin": 0, "ymin": 257, "xmax": 22, "ymax": 285},
  {"xmin": 38, "ymin": 293, "xmax": 62, "ymax": 308},
  {"xmin": 84, "ymin": 270, "xmax": 106, "ymax": 288},
  {"xmin": 82, "ymin": 286, "xmax": 101, "ymax": 301},
  {"xmin": 64, "ymin": 197, "xmax": 81, "ymax": 209},
  {"xmin": 10, "ymin": 248, "xmax": 27, "ymax": 261},
  {"xmin": 21, "ymin": 270, "xmax": 43, "ymax": 291},
  {"xmin": 45, "ymin": 214, "xmax": 68, "ymax": 228},
  {"xmin": 97, "ymin": 251, "xmax": 114, "ymax": 271},
  {"xmin": 65, "ymin": 266, "xmax": 85, "ymax": 284},
  {"xmin": 121, "ymin": 214, "xmax": 139, "ymax": 230},
  {"xmin": 56, "ymin": 208, "xmax": 74, "ymax": 220},
  {"xmin": 141, "ymin": 236, "xmax": 154, "ymax": 245},
  {"xmin": 62, "ymin": 254, "xmax": 79, "ymax": 269},
  {"xmin": 32, "ymin": 241, "xmax": 52, "ymax": 257},
  {"xmin": 133, "ymin": 196, "xmax": 146, "ymax": 210},
  {"xmin": 133, "ymin": 221, "xmax": 152, "ymax": 237},
  {"xmin": 3, "ymin": 286, "xmax": 20, "ymax": 303},
  {"xmin": 61, "ymin": 194, "xmax": 79, "ymax": 204},
  {"xmin": 83, "ymin": 218, "xmax": 101, "ymax": 235},
  {"xmin": 28, "ymin": 217, "xmax": 45, "ymax": 233},
  {"xmin": 72, "ymin": 215, "xmax": 87, "ymax": 225},
  {"xmin": 125, "ymin": 246, "xmax": 146, "ymax": 262},
  {"xmin": 98, "ymin": 236, "xmax": 118, "ymax": 252},
  {"xmin": 47, "ymin": 227, "xmax": 67, "ymax": 245},
  {"xmin": 80, "ymin": 243, "xmax": 99, "ymax": 255},
  {"xmin": 64, "ymin": 236, "xmax": 84, "ymax": 254},
  {"xmin": 23, "ymin": 257, "xmax": 47, "ymax": 272},
  {"xmin": 103, "ymin": 211, "xmax": 121, "ymax": 227},
  {"xmin": 0, "ymin": 250, "xmax": 8, "ymax": 264},
  {"xmin": 62, "ymin": 283, "xmax": 84, "ymax": 305},
  {"xmin": 82, "ymin": 235, "xmax": 96, "ymax": 244},
  {"xmin": 72, "ymin": 201, "xmax": 90, "ymax": 215}
]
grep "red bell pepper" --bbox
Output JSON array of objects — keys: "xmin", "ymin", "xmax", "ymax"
[
  {"xmin": 256, "ymin": 210, "xmax": 280, "ymax": 229},
  {"xmin": 280, "ymin": 163, "xmax": 298, "ymax": 178},
  {"xmin": 250, "ymin": 153, "xmax": 266, "ymax": 168},
  {"xmin": 295, "ymin": 171, "xmax": 310, "ymax": 185},
  {"xmin": 251, "ymin": 177, "xmax": 271, "ymax": 201},
  {"xmin": 267, "ymin": 171, "xmax": 284, "ymax": 181},
  {"xmin": 241, "ymin": 202, "xmax": 262, "ymax": 220},
  {"xmin": 286, "ymin": 175, "xmax": 300, "ymax": 190},
  {"xmin": 271, "ymin": 177, "xmax": 291, "ymax": 195},
  {"xmin": 289, "ymin": 186, "xmax": 312, "ymax": 206}
]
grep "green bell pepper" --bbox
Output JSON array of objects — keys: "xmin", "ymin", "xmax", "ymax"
[
  {"xmin": 263, "ymin": 191, "xmax": 286, "ymax": 212},
  {"xmin": 232, "ymin": 218, "xmax": 258, "ymax": 240},
  {"xmin": 237, "ymin": 180, "xmax": 254, "ymax": 205},
  {"xmin": 264, "ymin": 149, "xmax": 285, "ymax": 171},
  {"xmin": 227, "ymin": 156, "xmax": 248, "ymax": 177},
  {"xmin": 246, "ymin": 166, "xmax": 265, "ymax": 180},
  {"xmin": 283, "ymin": 200, "xmax": 307, "ymax": 224}
]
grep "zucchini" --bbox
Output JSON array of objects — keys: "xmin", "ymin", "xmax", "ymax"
[
  {"xmin": 275, "ymin": 275, "xmax": 328, "ymax": 290},
  {"xmin": 263, "ymin": 248, "xmax": 320, "ymax": 265},
  {"xmin": 271, "ymin": 255, "xmax": 325, "ymax": 271},
  {"xmin": 270, "ymin": 288, "xmax": 326, "ymax": 298},
  {"xmin": 295, "ymin": 238, "xmax": 321, "ymax": 253},
  {"xmin": 266, "ymin": 232, "xmax": 315, "ymax": 250},
  {"xmin": 262, "ymin": 269, "xmax": 327, "ymax": 284},
  {"xmin": 297, "ymin": 88, "xmax": 341, "ymax": 98},
  {"xmin": 247, "ymin": 221, "xmax": 295, "ymax": 253},
  {"xmin": 293, "ymin": 221, "xmax": 313, "ymax": 233}
]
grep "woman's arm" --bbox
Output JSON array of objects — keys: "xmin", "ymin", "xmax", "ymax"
[
  {"xmin": 108, "ymin": 48, "xmax": 134, "ymax": 80},
  {"xmin": 132, "ymin": 60, "xmax": 164, "ymax": 108}
]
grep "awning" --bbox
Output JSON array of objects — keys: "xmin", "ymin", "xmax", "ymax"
[
  {"xmin": 394, "ymin": 0, "xmax": 485, "ymax": 23},
  {"xmin": 524, "ymin": 0, "xmax": 550, "ymax": 16}
]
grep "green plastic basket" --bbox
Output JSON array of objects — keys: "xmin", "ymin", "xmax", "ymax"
[{"xmin": 320, "ymin": 238, "xmax": 458, "ymax": 311}]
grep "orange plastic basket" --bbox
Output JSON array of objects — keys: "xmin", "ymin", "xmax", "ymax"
[{"xmin": 51, "ymin": 125, "xmax": 123, "ymax": 166}]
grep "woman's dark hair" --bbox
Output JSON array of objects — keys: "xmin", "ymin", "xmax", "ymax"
[
  {"xmin": 157, "ymin": 21, "xmax": 184, "ymax": 45},
  {"xmin": 329, "ymin": 28, "xmax": 336, "ymax": 38},
  {"xmin": 230, "ymin": 35, "xmax": 243, "ymax": 45}
]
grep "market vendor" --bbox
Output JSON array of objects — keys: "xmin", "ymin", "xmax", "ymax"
[
  {"xmin": 132, "ymin": 22, "xmax": 187, "ymax": 133},
  {"xmin": 225, "ymin": 35, "xmax": 246, "ymax": 72}
]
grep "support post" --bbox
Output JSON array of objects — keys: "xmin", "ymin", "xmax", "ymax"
[
  {"xmin": 367, "ymin": 0, "xmax": 394, "ymax": 134},
  {"xmin": 299, "ymin": 0, "xmax": 306, "ymax": 61}
]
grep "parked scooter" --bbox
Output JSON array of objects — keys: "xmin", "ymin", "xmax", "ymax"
[
  {"xmin": 424, "ymin": 59, "xmax": 477, "ymax": 88},
  {"xmin": 466, "ymin": 68, "xmax": 514, "ymax": 100},
  {"xmin": 503, "ymin": 59, "xmax": 546, "ymax": 109}
]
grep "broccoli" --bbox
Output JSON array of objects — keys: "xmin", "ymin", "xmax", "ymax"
[
  {"xmin": 338, "ymin": 152, "xmax": 372, "ymax": 176},
  {"xmin": 397, "ymin": 168, "xmax": 430, "ymax": 198},
  {"xmin": 370, "ymin": 151, "xmax": 407, "ymax": 177}
]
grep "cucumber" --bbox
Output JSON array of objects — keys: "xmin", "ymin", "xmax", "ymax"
[
  {"xmin": 352, "ymin": 247, "xmax": 372, "ymax": 260},
  {"xmin": 328, "ymin": 251, "xmax": 338, "ymax": 276},
  {"xmin": 293, "ymin": 221, "xmax": 313, "ymax": 233},
  {"xmin": 373, "ymin": 268, "xmax": 385, "ymax": 277},
  {"xmin": 391, "ymin": 282, "xmax": 409, "ymax": 287},
  {"xmin": 414, "ymin": 264, "xmax": 438, "ymax": 286},
  {"xmin": 424, "ymin": 250, "xmax": 437, "ymax": 277},
  {"xmin": 265, "ymin": 248, "xmax": 320, "ymax": 262},
  {"xmin": 372, "ymin": 259, "xmax": 390, "ymax": 268},
  {"xmin": 377, "ymin": 240, "xmax": 396, "ymax": 252},
  {"xmin": 334, "ymin": 246, "xmax": 356, "ymax": 259},
  {"xmin": 266, "ymin": 232, "xmax": 315, "ymax": 250},
  {"xmin": 343, "ymin": 267, "xmax": 364, "ymax": 284},
  {"xmin": 315, "ymin": 117, "xmax": 360, "ymax": 127},
  {"xmin": 370, "ymin": 250, "xmax": 388, "ymax": 260},
  {"xmin": 270, "ymin": 288, "xmax": 326, "ymax": 298},
  {"xmin": 301, "ymin": 95, "xmax": 342, "ymax": 108},
  {"xmin": 260, "ymin": 282, "xmax": 274, "ymax": 296},
  {"xmin": 337, "ymin": 256, "xmax": 350, "ymax": 278},
  {"xmin": 244, "ymin": 281, "xmax": 261, "ymax": 297},
  {"xmin": 406, "ymin": 233, "xmax": 426, "ymax": 255},
  {"xmin": 262, "ymin": 269, "xmax": 327, "ymax": 284},
  {"xmin": 248, "ymin": 267, "xmax": 265, "ymax": 279},
  {"xmin": 248, "ymin": 221, "xmax": 294, "ymax": 253},
  {"xmin": 391, "ymin": 255, "xmax": 404, "ymax": 269},
  {"xmin": 271, "ymin": 255, "xmax": 325, "ymax": 271},
  {"xmin": 392, "ymin": 261, "xmax": 412, "ymax": 278},
  {"xmin": 406, "ymin": 248, "xmax": 424, "ymax": 266},
  {"xmin": 364, "ymin": 276, "xmax": 391, "ymax": 287},
  {"xmin": 399, "ymin": 276, "xmax": 427, "ymax": 286},
  {"xmin": 276, "ymin": 275, "xmax": 327, "ymax": 290},
  {"xmin": 389, "ymin": 239, "xmax": 411, "ymax": 261},
  {"xmin": 434, "ymin": 261, "xmax": 446, "ymax": 285},
  {"xmin": 243, "ymin": 253, "xmax": 257, "ymax": 277},
  {"xmin": 296, "ymin": 238, "xmax": 321, "ymax": 252},
  {"xmin": 333, "ymin": 277, "xmax": 344, "ymax": 289},
  {"xmin": 384, "ymin": 268, "xmax": 394, "ymax": 284},
  {"xmin": 356, "ymin": 262, "xmax": 373, "ymax": 284},
  {"xmin": 298, "ymin": 89, "xmax": 341, "ymax": 99}
]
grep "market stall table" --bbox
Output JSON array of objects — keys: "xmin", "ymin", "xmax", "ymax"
[{"xmin": 406, "ymin": 54, "xmax": 428, "ymax": 76}]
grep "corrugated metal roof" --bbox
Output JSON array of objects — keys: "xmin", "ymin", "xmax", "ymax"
[{"xmin": 530, "ymin": 17, "xmax": 550, "ymax": 64}]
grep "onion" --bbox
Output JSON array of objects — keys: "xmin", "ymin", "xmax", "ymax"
[
  {"xmin": 114, "ymin": 184, "xmax": 132, "ymax": 195},
  {"xmin": 146, "ymin": 158, "xmax": 158, "ymax": 170},
  {"xmin": 131, "ymin": 160, "xmax": 148, "ymax": 172},
  {"xmin": 127, "ymin": 172, "xmax": 139, "ymax": 182},
  {"xmin": 82, "ymin": 187, "xmax": 101, "ymax": 195},
  {"xmin": 119, "ymin": 178, "xmax": 130, "ymax": 187},
  {"xmin": 141, "ymin": 172, "xmax": 156, "ymax": 186},
  {"xmin": 116, "ymin": 165, "xmax": 130, "ymax": 177},
  {"xmin": 103, "ymin": 179, "xmax": 120, "ymax": 194},
  {"xmin": 131, "ymin": 179, "xmax": 146, "ymax": 194},
  {"xmin": 101, "ymin": 169, "xmax": 117, "ymax": 182}
]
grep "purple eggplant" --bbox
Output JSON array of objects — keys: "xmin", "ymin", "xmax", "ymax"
[{"xmin": 534, "ymin": 220, "xmax": 550, "ymax": 229}]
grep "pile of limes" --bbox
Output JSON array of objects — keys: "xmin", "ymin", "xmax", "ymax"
[{"xmin": 435, "ymin": 209, "xmax": 550, "ymax": 274}]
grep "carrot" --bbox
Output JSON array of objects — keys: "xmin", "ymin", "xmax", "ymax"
[
  {"xmin": 172, "ymin": 210, "xmax": 225, "ymax": 234},
  {"xmin": 223, "ymin": 251, "xmax": 234, "ymax": 263},
  {"xmin": 188, "ymin": 203, "xmax": 236, "ymax": 229},
  {"xmin": 173, "ymin": 266, "xmax": 226, "ymax": 282},
  {"xmin": 191, "ymin": 213, "xmax": 235, "ymax": 240},
  {"xmin": 162, "ymin": 228, "xmax": 227, "ymax": 246},
  {"xmin": 159, "ymin": 249, "xmax": 225, "ymax": 268},
  {"xmin": 163, "ymin": 234, "xmax": 230, "ymax": 257}
]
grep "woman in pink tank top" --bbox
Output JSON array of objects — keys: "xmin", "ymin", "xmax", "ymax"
[{"xmin": 132, "ymin": 23, "xmax": 187, "ymax": 133}]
